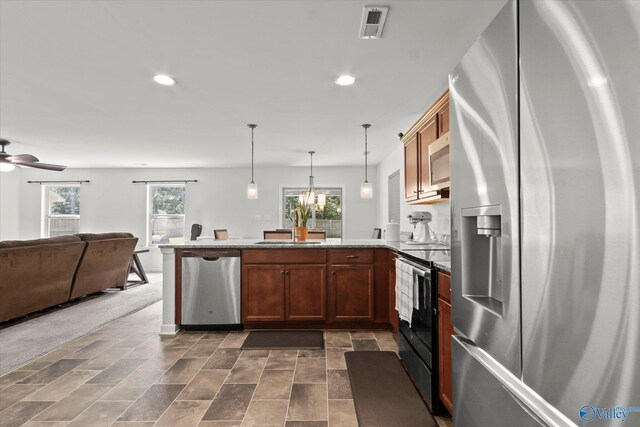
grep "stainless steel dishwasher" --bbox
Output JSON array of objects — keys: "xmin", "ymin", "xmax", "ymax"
[{"xmin": 181, "ymin": 249, "xmax": 241, "ymax": 327}]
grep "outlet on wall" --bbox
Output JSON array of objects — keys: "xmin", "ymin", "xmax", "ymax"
[{"xmin": 263, "ymin": 214, "xmax": 272, "ymax": 221}]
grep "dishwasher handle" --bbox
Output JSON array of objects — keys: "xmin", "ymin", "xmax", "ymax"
[{"xmin": 182, "ymin": 250, "xmax": 241, "ymax": 259}]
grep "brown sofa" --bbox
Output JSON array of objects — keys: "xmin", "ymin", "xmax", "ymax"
[
  {"xmin": 0, "ymin": 235, "xmax": 86, "ymax": 322},
  {"xmin": 0, "ymin": 232, "xmax": 139, "ymax": 323},
  {"xmin": 70, "ymin": 232, "xmax": 138, "ymax": 299}
]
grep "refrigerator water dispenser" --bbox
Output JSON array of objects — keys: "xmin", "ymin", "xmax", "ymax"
[{"xmin": 461, "ymin": 205, "xmax": 504, "ymax": 316}]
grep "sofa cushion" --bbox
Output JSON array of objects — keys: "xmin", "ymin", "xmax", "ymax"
[
  {"xmin": 0, "ymin": 237, "xmax": 85, "ymax": 322},
  {"xmin": 69, "ymin": 235, "xmax": 138, "ymax": 299},
  {"xmin": 74, "ymin": 232, "xmax": 134, "ymax": 242},
  {"xmin": 0, "ymin": 235, "xmax": 81, "ymax": 249}
]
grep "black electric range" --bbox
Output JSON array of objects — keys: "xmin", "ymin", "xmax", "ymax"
[{"xmin": 395, "ymin": 244, "xmax": 450, "ymax": 414}]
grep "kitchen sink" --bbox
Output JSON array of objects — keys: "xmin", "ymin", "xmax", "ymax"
[{"xmin": 253, "ymin": 241, "xmax": 321, "ymax": 245}]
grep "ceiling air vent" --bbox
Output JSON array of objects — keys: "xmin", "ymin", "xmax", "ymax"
[{"xmin": 359, "ymin": 6, "xmax": 389, "ymax": 39}]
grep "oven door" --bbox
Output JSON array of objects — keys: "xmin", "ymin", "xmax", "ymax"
[{"xmin": 398, "ymin": 258, "xmax": 435, "ymax": 367}]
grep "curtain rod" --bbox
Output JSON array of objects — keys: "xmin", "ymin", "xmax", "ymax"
[
  {"xmin": 27, "ymin": 180, "xmax": 90, "ymax": 184},
  {"xmin": 132, "ymin": 180, "xmax": 198, "ymax": 184}
]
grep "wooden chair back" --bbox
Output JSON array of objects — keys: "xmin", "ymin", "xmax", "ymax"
[
  {"xmin": 214, "ymin": 229, "xmax": 228, "ymax": 240},
  {"xmin": 307, "ymin": 230, "xmax": 326, "ymax": 240},
  {"xmin": 264, "ymin": 230, "xmax": 292, "ymax": 240}
]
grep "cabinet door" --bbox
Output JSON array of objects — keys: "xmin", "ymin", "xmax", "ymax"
[
  {"xmin": 438, "ymin": 297, "xmax": 454, "ymax": 413},
  {"xmin": 438, "ymin": 103, "xmax": 450, "ymax": 136},
  {"xmin": 242, "ymin": 265, "xmax": 285, "ymax": 322},
  {"xmin": 418, "ymin": 117, "xmax": 438, "ymax": 194},
  {"xmin": 389, "ymin": 252, "xmax": 399, "ymax": 334},
  {"xmin": 286, "ymin": 265, "xmax": 326, "ymax": 321},
  {"xmin": 404, "ymin": 134, "xmax": 419, "ymax": 201},
  {"xmin": 331, "ymin": 265, "xmax": 374, "ymax": 321}
]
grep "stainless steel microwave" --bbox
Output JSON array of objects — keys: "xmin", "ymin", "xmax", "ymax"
[{"xmin": 425, "ymin": 132, "xmax": 450, "ymax": 195}]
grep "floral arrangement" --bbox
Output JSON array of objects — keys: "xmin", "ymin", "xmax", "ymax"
[{"xmin": 290, "ymin": 200, "xmax": 312, "ymax": 227}]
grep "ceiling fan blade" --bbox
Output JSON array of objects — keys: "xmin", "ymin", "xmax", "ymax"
[
  {"xmin": 7, "ymin": 154, "xmax": 39, "ymax": 163},
  {"xmin": 13, "ymin": 161, "xmax": 67, "ymax": 171}
]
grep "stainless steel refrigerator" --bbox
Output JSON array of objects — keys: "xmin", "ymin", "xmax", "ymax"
[{"xmin": 450, "ymin": 0, "xmax": 640, "ymax": 425}]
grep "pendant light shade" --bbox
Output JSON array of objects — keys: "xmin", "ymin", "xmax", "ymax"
[
  {"xmin": 360, "ymin": 182, "xmax": 373, "ymax": 198},
  {"xmin": 317, "ymin": 193, "xmax": 326, "ymax": 209},
  {"xmin": 247, "ymin": 182, "xmax": 258, "ymax": 199},
  {"xmin": 361, "ymin": 124, "xmax": 373, "ymax": 198},
  {"xmin": 247, "ymin": 124, "xmax": 258, "ymax": 199}
]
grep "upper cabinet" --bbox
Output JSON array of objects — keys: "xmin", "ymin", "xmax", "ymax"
[{"xmin": 402, "ymin": 90, "xmax": 450, "ymax": 204}]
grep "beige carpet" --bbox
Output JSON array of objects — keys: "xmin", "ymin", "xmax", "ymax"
[{"xmin": 0, "ymin": 273, "xmax": 163, "ymax": 375}]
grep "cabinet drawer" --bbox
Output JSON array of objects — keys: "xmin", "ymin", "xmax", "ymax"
[
  {"xmin": 437, "ymin": 271, "xmax": 451, "ymax": 302},
  {"xmin": 243, "ymin": 249, "xmax": 326, "ymax": 264},
  {"xmin": 330, "ymin": 249, "xmax": 374, "ymax": 264}
]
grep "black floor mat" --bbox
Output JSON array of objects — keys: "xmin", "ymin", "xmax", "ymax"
[
  {"xmin": 241, "ymin": 330, "xmax": 324, "ymax": 349},
  {"xmin": 345, "ymin": 351, "xmax": 438, "ymax": 427}
]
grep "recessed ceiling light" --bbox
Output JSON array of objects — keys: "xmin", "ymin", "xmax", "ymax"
[
  {"xmin": 335, "ymin": 75, "xmax": 356, "ymax": 86},
  {"xmin": 153, "ymin": 74, "xmax": 176, "ymax": 86}
]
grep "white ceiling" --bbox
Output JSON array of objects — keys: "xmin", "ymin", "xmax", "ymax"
[{"xmin": 0, "ymin": 0, "xmax": 506, "ymax": 169}]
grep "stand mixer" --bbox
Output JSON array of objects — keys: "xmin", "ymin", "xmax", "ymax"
[{"xmin": 406, "ymin": 211, "xmax": 438, "ymax": 244}]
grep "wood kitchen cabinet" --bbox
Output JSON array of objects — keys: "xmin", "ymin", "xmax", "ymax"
[
  {"xmin": 242, "ymin": 264, "xmax": 286, "ymax": 322},
  {"xmin": 329, "ymin": 249, "xmax": 375, "ymax": 322},
  {"xmin": 286, "ymin": 264, "xmax": 326, "ymax": 321},
  {"xmin": 402, "ymin": 90, "xmax": 450, "ymax": 204},
  {"xmin": 242, "ymin": 249, "xmax": 327, "ymax": 324},
  {"xmin": 404, "ymin": 134, "xmax": 419, "ymax": 201},
  {"xmin": 437, "ymin": 270, "xmax": 454, "ymax": 413},
  {"xmin": 389, "ymin": 250, "xmax": 399, "ymax": 335},
  {"xmin": 242, "ymin": 263, "xmax": 326, "ymax": 323},
  {"xmin": 240, "ymin": 249, "xmax": 389, "ymax": 328},
  {"xmin": 330, "ymin": 265, "xmax": 374, "ymax": 321}
]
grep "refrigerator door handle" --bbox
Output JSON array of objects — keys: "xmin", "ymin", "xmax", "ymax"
[
  {"xmin": 500, "ymin": 384, "xmax": 547, "ymax": 426},
  {"xmin": 455, "ymin": 337, "xmax": 577, "ymax": 427}
]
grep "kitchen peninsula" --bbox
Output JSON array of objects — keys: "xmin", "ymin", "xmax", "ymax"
[{"xmin": 159, "ymin": 239, "xmax": 450, "ymax": 335}]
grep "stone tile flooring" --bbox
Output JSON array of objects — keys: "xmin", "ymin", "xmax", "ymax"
[{"xmin": 0, "ymin": 302, "xmax": 453, "ymax": 426}]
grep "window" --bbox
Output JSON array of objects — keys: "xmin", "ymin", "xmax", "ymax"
[
  {"xmin": 148, "ymin": 184, "xmax": 186, "ymax": 245},
  {"xmin": 44, "ymin": 185, "xmax": 80, "ymax": 237},
  {"xmin": 282, "ymin": 187, "xmax": 343, "ymax": 238}
]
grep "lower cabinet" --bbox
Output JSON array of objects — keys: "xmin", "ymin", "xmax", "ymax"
[
  {"xmin": 330, "ymin": 265, "xmax": 374, "ymax": 322},
  {"xmin": 389, "ymin": 251, "xmax": 399, "ymax": 335},
  {"xmin": 240, "ymin": 249, "xmax": 384, "ymax": 327},
  {"xmin": 242, "ymin": 263, "xmax": 326, "ymax": 323},
  {"xmin": 286, "ymin": 265, "xmax": 326, "ymax": 321},
  {"xmin": 242, "ymin": 264, "xmax": 285, "ymax": 322},
  {"xmin": 437, "ymin": 274, "xmax": 454, "ymax": 414}
]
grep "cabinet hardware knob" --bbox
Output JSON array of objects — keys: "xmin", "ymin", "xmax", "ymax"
[
  {"xmin": 332, "ymin": 271, "xmax": 336, "ymax": 275},
  {"xmin": 413, "ymin": 190, "xmax": 418, "ymax": 193},
  {"xmin": 285, "ymin": 271, "xmax": 289, "ymax": 275},
  {"xmin": 281, "ymin": 271, "xmax": 285, "ymax": 275},
  {"xmin": 418, "ymin": 189, "xmax": 425, "ymax": 193}
]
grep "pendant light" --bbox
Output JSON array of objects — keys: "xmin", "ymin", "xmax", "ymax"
[
  {"xmin": 300, "ymin": 151, "xmax": 316, "ymax": 206},
  {"xmin": 360, "ymin": 124, "xmax": 373, "ymax": 198},
  {"xmin": 247, "ymin": 124, "xmax": 258, "ymax": 199}
]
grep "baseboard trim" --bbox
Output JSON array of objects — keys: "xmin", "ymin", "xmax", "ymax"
[{"xmin": 159, "ymin": 324, "xmax": 180, "ymax": 335}]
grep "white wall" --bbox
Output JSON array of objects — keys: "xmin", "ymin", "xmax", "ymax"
[
  {"xmin": 376, "ymin": 144, "xmax": 450, "ymax": 238},
  {"xmin": 2, "ymin": 166, "xmax": 378, "ymax": 271},
  {"xmin": 0, "ymin": 168, "xmax": 21, "ymax": 240}
]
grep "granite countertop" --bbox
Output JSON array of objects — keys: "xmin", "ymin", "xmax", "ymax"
[
  {"xmin": 160, "ymin": 238, "xmax": 451, "ymax": 272},
  {"xmin": 161, "ymin": 238, "xmax": 401, "ymax": 250}
]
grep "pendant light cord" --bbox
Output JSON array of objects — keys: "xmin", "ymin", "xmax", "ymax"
[
  {"xmin": 362, "ymin": 124, "xmax": 371, "ymax": 183},
  {"xmin": 248, "ymin": 124, "xmax": 257, "ymax": 184},
  {"xmin": 251, "ymin": 126, "xmax": 254, "ymax": 183}
]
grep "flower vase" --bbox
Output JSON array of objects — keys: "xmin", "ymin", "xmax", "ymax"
[{"xmin": 295, "ymin": 226, "xmax": 308, "ymax": 242}]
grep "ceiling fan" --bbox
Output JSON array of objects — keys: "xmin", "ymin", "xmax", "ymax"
[{"xmin": 0, "ymin": 139, "xmax": 67, "ymax": 172}]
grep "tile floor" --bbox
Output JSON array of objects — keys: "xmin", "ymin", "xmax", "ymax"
[{"xmin": 0, "ymin": 302, "xmax": 452, "ymax": 427}]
